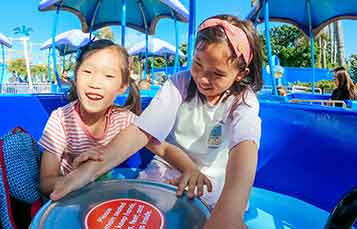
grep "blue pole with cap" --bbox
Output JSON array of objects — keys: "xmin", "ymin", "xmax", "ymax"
[{"xmin": 264, "ymin": 0, "xmax": 278, "ymax": 95}]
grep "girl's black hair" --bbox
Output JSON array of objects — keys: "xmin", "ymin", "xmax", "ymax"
[
  {"xmin": 68, "ymin": 39, "xmax": 141, "ymax": 115},
  {"xmin": 186, "ymin": 14, "xmax": 263, "ymax": 107}
]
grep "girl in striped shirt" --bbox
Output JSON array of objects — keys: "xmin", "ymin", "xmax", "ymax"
[
  {"xmin": 39, "ymin": 39, "xmax": 141, "ymax": 196},
  {"xmin": 39, "ymin": 39, "xmax": 211, "ymax": 197}
]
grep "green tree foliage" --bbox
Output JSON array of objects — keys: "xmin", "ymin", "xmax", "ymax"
[
  {"xmin": 292, "ymin": 80, "xmax": 336, "ymax": 93},
  {"xmin": 260, "ymin": 25, "xmax": 321, "ymax": 67},
  {"xmin": 94, "ymin": 27, "xmax": 114, "ymax": 41},
  {"xmin": 347, "ymin": 54, "xmax": 357, "ymax": 83},
  {"xmin": 179, "ymin": 43, "xmax": 188, "ymax": 66},
  {"xmin": 62, "ymin": 54, "xmax": 76, "ymax": 72},
  {"xmin": 31, "ymin": 64, "xmax": 48, "ymax": 82},
  {"xmin": 8, "ymin": 59, "xmax": 57, "ymax": 82},
  {"xmin": 129, "ymin": 41, "xmax": 188, "ymax": 75},
  {"xmin": 8, "ymin": 58, "xmax": 27, "ymax": 79}
]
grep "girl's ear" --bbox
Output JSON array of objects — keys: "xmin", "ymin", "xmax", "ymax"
[{"xmin": 235, "ymin": 68, "xmax": 250, "ymax": 81}]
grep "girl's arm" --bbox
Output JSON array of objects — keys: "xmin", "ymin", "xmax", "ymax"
[
  {"xmin": 40, "ymin": 149, "xmax": 104, "ymax": 195},
  {"xmin": 146, "ymin": 141, "xmax": 197, "ymax": 173},
  {"xmin": 146, "ymin": 142, "xmax": 212, "ymax": 197},
  {"xmin": 204, "ymin": 140, "xmax": 258, "ymax": 229},
  {"xmin": 50, "ymin": 124, "xmax": 151, "ymax": 200},
  {"xmin": 40, "ymin": 151, "xmax": 63, "ymax": 196}
]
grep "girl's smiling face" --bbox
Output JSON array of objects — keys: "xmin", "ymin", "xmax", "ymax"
[
  {"xmin": 75, "ymin": 47, "xmax": 127, "ymax": 116},
  {"xmin": 190, "ymin": 42, "xmax": 244, "ymax": 104}
]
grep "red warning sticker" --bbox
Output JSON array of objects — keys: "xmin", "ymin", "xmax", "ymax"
[{"xmin": 84, "ymin": 198, "xmax": 165, "ymax": 229}]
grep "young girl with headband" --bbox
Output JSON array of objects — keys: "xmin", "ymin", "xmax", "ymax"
[{"xmin": 51, "ymin": 15, "xmax": 263, "ymax": 229}]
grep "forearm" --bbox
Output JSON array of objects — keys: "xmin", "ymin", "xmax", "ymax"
[
  {"xmin": 147, "ymin": 141, "xmax": 197, "ymax": 173},
  {"xmin": 205, "ymin": 141, "xmax": 258, "ymax": 229},
  {"xmin": 162, "ymin": 144, "xmax": 197, "ymax": 172},
  {"xmin": 82, "ymin": 124, "xmax": 151, "ymax": 181},
  {"xmin": 40, "ymin": 175, "xmax": 64, "ymax": 196}
]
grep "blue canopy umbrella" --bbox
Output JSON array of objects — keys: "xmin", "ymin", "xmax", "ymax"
[
  {"xmin": 38, "ymin": 0, "xmax": 188, "ymax": 87},
  {"xmin": 40, "ymin": 29, "xmax": 92, "ymax": 87},
  {"xmin": 0, "ymin": 33, "xmax": 12, "ymax": 87},
  {"xmin": 128, "ymin": 37, "xmax": 185, "ymax": 79},
  {"xmin": 39, "ymin": 0, "xmax": 188, "ymax": 35},
  {"xmin": 247, "ymin": 0, "xmax": 357, "ymax": 95},
  {"xmin": 40, "ymin": 29, "xmax": 91, "ymax": 56}
]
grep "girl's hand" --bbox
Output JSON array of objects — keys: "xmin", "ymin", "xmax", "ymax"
[
  {"xmin": 50, "ymin": 165, "xmax": 95, "ymax": 201},
  {"xmin": 72, "ymin": 150, "xmax": 104, "ymax": 169},
  {"xmin": 165, "ymin": 169, "xmax": 213, "ymax": 199}
]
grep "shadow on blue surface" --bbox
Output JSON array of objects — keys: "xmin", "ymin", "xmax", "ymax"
[{"xmin": 245, "ymin": 188, "xmax": 329, "ymax": 228}]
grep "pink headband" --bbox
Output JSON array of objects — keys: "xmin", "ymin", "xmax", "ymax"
[{"xmin": 198, "ymin": 18, "xmax": 252, "ymax": 65}]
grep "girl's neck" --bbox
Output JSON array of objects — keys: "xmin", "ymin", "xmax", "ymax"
[
  {"xmin": 79, "ymin": 105, "xmax": 107, "ymax": 124},
  {"xmin": 207, "ymin": 95, "xmax": 221, "ymax": 105},
  {"xmin": 206, "ymin": 90, "xmax": 230, "ymax": 106},
  {"xmin": 77, "ymin": 103, "xmax": 111, "ymax": 138}
]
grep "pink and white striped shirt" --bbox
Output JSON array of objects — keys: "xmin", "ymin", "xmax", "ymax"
[{"xmin": 39, "ymin": 101, "xmax": 136, "ymax": 175}]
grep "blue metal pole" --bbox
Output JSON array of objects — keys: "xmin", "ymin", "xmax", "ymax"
[
  {"xmin": 307, "ymin": 0, "xmax": 315, "ymax": 94},
  {"xmin": 121, "ymin": 0, "xmax": 126, "ymax": 47},
  {"xmin": 62, "ymin": 55, "xmax": 66, "ymax": 75},
  {"xmin": 140, "ymin": 60, "xmax": 143, "ymax": 79},
  {"xmin": 165, "ymin": 54, "xmax": 168, "ymax": 75},
  {"xmin": 137, "ymin": 1, "xmax": 148, "ymax": 80},
  {"xmin": 52, "ymin": 6, "xmax": 62, "ymax": 89},
  {"xmin": 1, "ymin": 45, "xmax": 5, "ymax": 86},
  {"xmin": 264, "ymin": 0, "xmax": 277, "ymax": 95},
  {"xmin": 138, "ymin": 60, "xmax": 141, "ymax": 79},
  {"xmin": 47, "ymin": 49, "xmax": 51, "ymax": 82},
  {"xmin": 151, "ymin": 56, "xmax": 154, "ymax": 83},
  {"xmin": 174, "ymin": 16, "xmax": 179, "ymax": 73},
  {"xmin": 144, "ymin": 33, "xmax": 149, "ymax": 80},
  {"xmin": 187, "ymin": 0, "xmax": 196, "ymax": 68},
  {"xmin": 88, "ymin": 1, "xmax": 101, "ymax": 41}
]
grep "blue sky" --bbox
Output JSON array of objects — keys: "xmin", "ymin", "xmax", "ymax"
[{"xmin": 1, "ymin": 0, "xmax": 356, "ymax": 64}]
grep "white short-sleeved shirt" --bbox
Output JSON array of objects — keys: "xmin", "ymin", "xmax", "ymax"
[{"xmin": 135, "ymin": 70, "xmax": 261, "ymax": 177}]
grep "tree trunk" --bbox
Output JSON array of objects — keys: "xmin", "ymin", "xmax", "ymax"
[
  {"xmin": 322, "ymin": 37, "xmax": 327, "ymax": 68},
  {"xmin": 334, "ymin": 20, "xmax": 345, "ymax": 66},
  {"xmin": 328, "ymin": 24, "xmax": 334, "ymax": 64},
  {"xmin": 318, "ymin": 36, "xmax": 322, "ymax": 64},
  {"xmin": 22, "ymin": 37, "xmax": 33, "ymax": 89}
]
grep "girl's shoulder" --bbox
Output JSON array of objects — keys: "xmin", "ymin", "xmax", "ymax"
[
  {"xmin": 168, "ymin": 70, "xmax": 192, "ymax": 97},
  {"xmin": 50, "ymin": 101, "xmax": 77, "ymax": 120},
  {"xmin": 110, "ymin": 106, "xmax": 137, "ymax": 122},
  {"xmin": 229, "ymin": 88, "xmax": 260, "ymax": 115}
]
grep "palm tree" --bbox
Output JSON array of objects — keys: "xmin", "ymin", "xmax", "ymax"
[
  {"xmin": 13, "ymin": 25, "xmax": 33, "ymax": 88},
  {"xmin": 328, "ymin": 24, "xmax": 336, "ymax": 65},
  {"xmin": 13, "ymin": 25, "xmax": 33, "ymax": 37},
  {"xmin": 334, "ymin": 21, "xmax": 345, "ymax": 66},
  {"xmin": 318, "ymin": 29, "xmax": 328, "ymax": 68}
]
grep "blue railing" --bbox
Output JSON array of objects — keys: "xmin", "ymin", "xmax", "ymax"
[{"xmin": 263, "ymin": 67, "xmax": 333, "ymax": 85}]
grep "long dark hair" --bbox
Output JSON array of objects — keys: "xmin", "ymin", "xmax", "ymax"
[
  {"xmin": 68, "ymin": 39, "xmax": 141, "ymax": 115},
  {"xmin": 186, "ymin": 14, "xmax": 263, "ymax": 106},
  {"xmin": 334, "ymin": 67, "xmax": 357, "ymax": 100}
]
